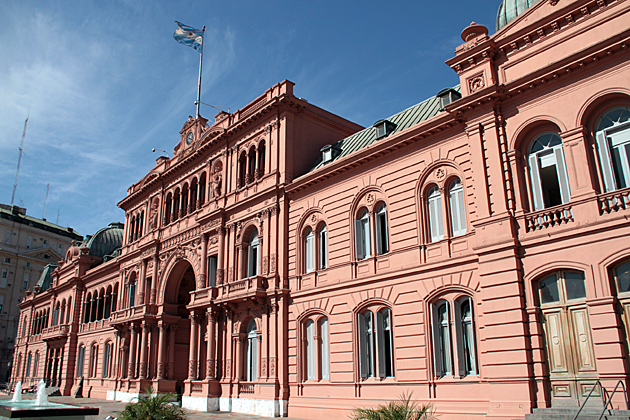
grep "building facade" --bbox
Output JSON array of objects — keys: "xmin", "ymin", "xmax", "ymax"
[
  {"xmin": 12, "ymin": 0, "xmax": 630, "ymax": 418},
  {"xmin": 0, "ymin": 204, "xmax": 82, "ymax": 383}
]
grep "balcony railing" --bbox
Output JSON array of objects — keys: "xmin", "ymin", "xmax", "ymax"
[
  {"xmin": 217, "ymin": 276, "xmax": 267, "ymax": 301},
  {"xmin": 525, "ymin": 205, "xmax": 573, "ymax": 232},
  {"xmin": 41, "ymin": 324, "xmax": 69, "ymax": 341},
  {"xmin": 598, "ymin": 187, "xmax": 630, "ymax": 215},
  {"xmin": 239, "ymin": 383, "xmax": 255, "ymax": 394}
]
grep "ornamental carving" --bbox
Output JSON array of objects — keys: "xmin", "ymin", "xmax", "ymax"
[
  {"xmin": 212, "ymin": 161, "xmax": 223, "ymax": 198},
  {"xmin": 366, "ymin": 193, "xmax": 375, "ymax": 204},
  {"xmin": 435, "ymin": 168, "xmax": 446, "ymax": 180},
  {"xmin": 261, "ymin": 358, "xmax": 268, "ymax": 377},
  {"xmin": 468, "ymin": 73, "xmax": 485, "ymax": 93},
  {"xmin": 263, "ymin": 256, "xmax": 269, "ymax": 275},
  {"xmin": 270, "ymin": 254, "xmax": 277, "ymax": 273},
  {"xmin": 149, "ymin": 197, "xmax": 160, "ymax": 230},
  {"xmin": 310, "ymin": 214, "xmax": 317, "ymax": 224}
]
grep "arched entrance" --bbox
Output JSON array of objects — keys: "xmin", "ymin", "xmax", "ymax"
[
  {"xmin": 538, "ymin": 270, "xmax": 598, "ymax": 407},
  {"xmin": 163, "ymin": 260, "xmax": 197, "ymax": 393}
]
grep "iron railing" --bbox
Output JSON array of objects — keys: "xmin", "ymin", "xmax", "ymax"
[{"xmin": 573, "ymin": 380, "xmax": 628, "ymax": 420}]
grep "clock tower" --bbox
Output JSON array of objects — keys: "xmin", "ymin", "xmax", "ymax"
[{"xmin": 178, "ymin": 115, "xmax": 209, "ymax": 153}]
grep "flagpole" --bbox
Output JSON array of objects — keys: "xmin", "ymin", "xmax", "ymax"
[{"xmin": 196, "ymin": 26, "xmax": 205, "ymax": 119}]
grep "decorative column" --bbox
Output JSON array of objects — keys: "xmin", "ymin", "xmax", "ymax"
[
  {"xmin": 235, "ymin": 336, "xmax": 244, "ymax": 381},
  {"xmin": 217, "ymin": 227, "xmax": 225, "ymax": 285},
  {"xmin": 167, "ymin": 325, "xmax": 177, "ymax": 379},
  {"xmin": 188, "ymin": 313, "xmax": 199, "ymax": 380},
  {"xmin": 199, "ymin": 233, "xmax": 208, "ymax": 289},
  {"xmin": 236, "ymin": 245, "xmax": 243, "ymax": 280},
  {"xmin": 157, "ymin": 322, "xmax": 167, "ymax": 379},
  {"xmin": 206, "ymin": 307, "xmax": 216, "ymax": 380},
  {"xmin": 139, "ymin": 322, "xmax": 149, "ymax": 378},
  {"xmin": 127, "ymin": 323, "xmax": 138, "ymax": 379}
]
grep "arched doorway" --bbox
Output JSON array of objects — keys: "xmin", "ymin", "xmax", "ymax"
[
  {"xmin": 164, "ymin": 260, "xmax": 197, "ymax": 393},
  {"xmin": 538, "ymin": 270, "xmax": 598, "ymax": 407}
]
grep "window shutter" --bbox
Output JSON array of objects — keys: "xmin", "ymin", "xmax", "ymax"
[
  {"xmin": 457, "ymin": 187, "xmax": 467, "ymax": 235},
  {"xmin": 596, "ymin": 131, "xmax": 617, "ymax": 192},
  {"xmin": 363, "ymin": 216, "xmax": 372, "ymax": 258},
  {"xmin": 454, "ymin": 300, "xmax": 466, "ymax": 376},
  {"xmin": 321, "ymin": 318, "xmax": 329, "ymax": 379},
  {"xmin": 528, "ymin": 154, "xmax": 544, "ymax": 211},
  {"xmin": 358, "ymin": 313, "xmax": 368, "ymax": 378},
  {"xmin": 354, "ymin": 219, "xmax": 365, "ymax": 260},
  {"xmin": 252, "ymin": 336, "xmax": 258, "ymax": 381},
  {"xmin": 376, "ymin": 311, "xmax": 386, "ymax": 378},
  {"xmin": 554, "ymin": 148, "xmax": 571, "ymax": 204},
  {"xmin": 306, "ymin": 320, "xmax": 315, "ymax": 380},
  {"xmin": 319, "ymin": 226, "xmax": 327, "ymax": 269},
  {"xmin": 430, "ymin": 304, "xmax": 443, "ymax": 377},
  {"xmin": 305, "ymin": 231, "xmax": 314, "ymax": 273}
]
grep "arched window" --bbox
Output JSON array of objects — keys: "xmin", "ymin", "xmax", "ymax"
[
  {"xmin": 527, "ymin": 132, "xmax": 571, "ymax": 210},
  {"xmin": 430, "ymin": 295, "xmax": 478, "ymax": 377},
  {"xmin": 238, "ymin": 152, "xmax": 247, "ymax": 188},
  {"xmin": 247, "ymin": 229, "xmax": 259, "ymax": 278},
  {"xmin": 128, "ymin": 282, "xmax": 136, "ymax": 308},
  {"xmin": 103, "ymin": 342, "xmax": 113, "ymax": 378},
  {"xmin": 173, "ymin": 189, "xmax": 180, "ymax": 221},
  {"xmin": 448, "ymin": 178, "xmax": 466, "ymax": 237},
  {"xmin": 199, "ymin": 172, "xmax": 206, "ymax": 206},
  {"xmin": 304, "ymin": 228, "xmax": 314, "ymax": 273},
  {"xmin": 319, "ymin": 224, "xmax": 328, "ymax": 270},
  {"xmin": 358, "ymin": 307, "xmax": 394, "ymax": 379},
  {"xmin": 190, "ymin": 178, "xmax": 198, "ymax": 212},
  {"xmin": 305, "ymin": 319, "xmax": 315, "ymax": 380},
  {"xmin": 26, "ymin": 353, "xmax": 32, "ymax": 378},
  {"xmin": 354, "ymin": 209, "xmax": 371, "ymax": 260},
  {"xmin": 33, "ymin": 351, "xmax": 39, "ymax": 378},
  {"xmin": 164, "ymin": 193, "xmax": 172, "ymax": 225},
  {"xmin": 611, "ymin": 260, "xmax": 630, "ymax": 347},
  {"xmin": 258, "ymin": 141, "xmax": 266, "ymax": 178},
  {"xmin": 375, "ymin": 203, "xmax": 389, "ymax": 255},
  {"xmin": 60, "ymin": 299, "xmax": 66, "ymax": 326},
  {"xmin": 76, "ymin": 345, "xmax": 86, "ymax": 378},
  {"xmin": 90, "ymin": 344, "xmax": 98, "ymax": 377},
  {"xmin": 248, "ymin": 148, "xmax": 256, "ymax": 184},
  {"xmin": 245, "ymin": 320, "xmax": 258, "ymax": 382},
  {"xmin": 181, "ymin": 184, "xmax": 189, "ymax": 217},
  {"xmin": 52, "ymin": 302, "xmax": 60, "ymax": 326},
  {"xmin": 595, "ymin": 106, "xmax": 630, "ymax": 192},
  {"xmin": 67, "ymin": 297, "xmax": 72, "ymax": 323},
  {"xmin": 427, "ymin": 186, "xmax": 444, "ymax": 242},
  {"xmin": 321, "ymin": 317, "xmax": 329, "ymax": 380}
]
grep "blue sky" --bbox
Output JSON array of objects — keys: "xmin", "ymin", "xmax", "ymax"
[{"xmin": 0, "ymin": 0, "xmax": 501, "ymax": 237}]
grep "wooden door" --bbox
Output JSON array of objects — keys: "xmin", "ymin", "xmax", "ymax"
[{"xmin": 539, "ymin": 271, "xmax": 598, "ymax": 407}]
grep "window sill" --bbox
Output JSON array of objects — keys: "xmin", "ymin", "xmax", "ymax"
[
  {"xmin": 433, "ymin": 374, "xmax": 480, "ymax": 382},
  {"xmin": 359, "ymin": 376, "xmax": 396, "ymax": 383}
]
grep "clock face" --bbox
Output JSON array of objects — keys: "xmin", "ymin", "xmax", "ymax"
[{"xmin": 186, "ymin": 131, "xmax": 194, "ymax": 145}]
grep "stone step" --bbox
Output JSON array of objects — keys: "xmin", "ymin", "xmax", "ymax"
[{"xmin": 523, "ymin": 407, "xmax": 630, "ymax": 420}]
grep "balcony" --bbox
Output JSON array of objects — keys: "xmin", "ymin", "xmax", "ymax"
[
  {"xmin": 41, "ymin": 324, "xmax": 69, "ymax": 341},
  {"xmin": 79, "ymin": 319, "xmax": 112, "ymax": 333},
  {"xmin": 110, "ymin": 306, "xmax": 150, "ymax": 326},
  {"xmin": 598, "ymin": 187, "xmax": 630, "ymax": 215},
  {"xmin": 216, "ymin": 276, "xmax": 268, "ymax": 302},
  {"xmin": 524, "ymin": 204, "xmax": 573, "ymax": 232}
]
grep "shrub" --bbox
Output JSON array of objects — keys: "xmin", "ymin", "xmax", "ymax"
[
  {"xmin": 116, "ymin": 387, "xmax": 186, "ymax": 420},
  {"xmin": 350, "ymin": 392, "xmax": 435, "ymax": 420}
]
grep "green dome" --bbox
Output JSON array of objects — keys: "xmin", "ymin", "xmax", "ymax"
[
  {"xmin": 82, "ymin": 222, "xmax": 124, "ymax": 258},
  {"xmin": 496, "ymin": 0, "xmax": 540, "ymax": 31}
]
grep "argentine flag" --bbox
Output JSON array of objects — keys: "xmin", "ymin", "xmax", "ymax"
[{"xmin": 173, "ymin": 21, "xmax": 203, "ymax": 52}]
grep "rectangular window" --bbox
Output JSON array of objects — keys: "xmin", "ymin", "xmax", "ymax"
[
  {"xmin": 208, "ymin": 256, "xmax": 217, "ymax": 287},
  {"xmin": 0, "ymin": 295, "xmax": 4, "ymax": 313},
  {"xmin": 375, "ymin": 205, "xmax": 389, "ymax": 255},
  {"xmin": 27, "ymin": 236, "xmax": 33, "ymax": 249},
  {"xmin": 305, "ymin": 230, "xmax": 314, "ymax": 273},
  {"xmin": 428, "ymin": 188, "xmax": 444, "ymax": 242},
  {"xmin": 26, "ymin": 354, "xmax": 32, "ymax": 378},
  {"xmin": 43, "ymin": 239, "xmax": 48, "ymax": 245},
  {"xmin": 319, "ymin": 226, "xmax": 327, "ymax": 269},
  {"xmin": 358, "ymin": 311, "xmax": 374, "ymax": 378},
  {"xmin": 431, "ymin": 302, "xmax": 452, "ymax": 377},
  {"xmin": 306, "ymin": 320, "xmax": 315, "ymax": 380},
  {"xmin": 4, "ymin": 257, "xmax": 10, "ymax": 263},
  {"xmin": 76, "ymin": 347, "xmax": 85, "ymax": 377},
  {"xmin": 1, "ymin": 269, "xmax": 7, "ymax": 279},
  {"xmin": 4, "ymin": 231, "xmax": 11, "ymax": 244},
  {"xmin": 52, "ymin": 309, "xmax": 59, "ymax": 326},
  {"xmin": 58, "ymin": 244, "xmax": 62, "ymax": 254},
  {"xmin": 0, "ymin": 275, "xmax": 6, "ymax": 288},
  {"xmin": 22, "ymin": 273, "xmax": 30, "ymax": 290}
]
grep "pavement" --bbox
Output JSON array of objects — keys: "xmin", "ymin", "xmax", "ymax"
[{"xmin": 0, "ymin": 395, "xmax": 310, "ymax": 420}]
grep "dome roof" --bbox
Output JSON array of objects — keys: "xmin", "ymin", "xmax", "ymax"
[
  {"xmin": 496, "ymin": 0, "xmax": 540, "ymax": 31},
  {"xmin": 82, "ymin": 222, "xmax": 124, "ymax": 258}
]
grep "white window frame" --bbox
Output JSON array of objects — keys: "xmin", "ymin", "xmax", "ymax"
[
  {"xmin": 427, "ymin": 186, "xmax": 444, "ymax": 242},
  {"xmin": 375, "ymin": 203, "xmax": 389, "ymax": 255},
  {"xmin": 76, "ymin": 346, "xmax": 85, "ymax": 377},
  {"xmin": 431, "ymin": 296, "xmax": 478, "ymax": 378},
  {"xmin": 354, "ymin": 209, "xmax": 371, "ymax": 260},
  {"xmin": 247, "ymin": 229, "xmax": 259, "ymax": 278},
  {"xmin": 319, "ymin": 224, "xmax": 328, "ymax": 269},
  {"xmin": 358, "ymin": 308, "xmax": 394, "ymax": 379},
  {"xmin": 448, "ymin": 179, "xmax": 467, "ymax": 237},
  {"xmin": 245, "ymin": 320, "xmax": 258, "ymax": 382},
  {"xmin": 321, "ymin": 317, "xmax": 329, "ymax": 380},
  {"xmin": 527, "ymin": 132, "xmax": 571, "ymax": 211},
  {"xmin": 103, "ymin": 343, "xmax": 111, "ymax": 378},
  {"xmin": 595, "ymin": 106, "xmax": 630, "ymax": 192},
  {"xmin": 128, "ymin": 283, "xmax": 136, "ymax": 308},
  {"xmin": 208, "ymin": 255, "xmax": 218, "ymax": 287},
  {"xmin": 305, "ymin": 319, "xmax": 315, "ymax": 380},
  {"xmin": 304, "ymin": 228, "xmax": 314, "ymax": 273}
]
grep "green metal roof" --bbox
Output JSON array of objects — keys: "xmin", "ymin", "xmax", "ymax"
[
  {"xmin": 81, "ymin": 222, "xmax": 124, "ymax": 258},
  {"xmin": 309, "ymin": 86, "xmax": 460, "ymax": 172},
  {"xmin": 496, "ymin": 0, "xmax": 540, "ymax": 31},
  {"xmin": 35, "ymin": 263, "xmax": 59, "ymax": 292},
  {"xmin": 0, "ymin": 204, "xmax": 82, "ymax": 241}
]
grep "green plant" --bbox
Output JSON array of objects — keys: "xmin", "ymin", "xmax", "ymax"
[
  {"xmin": 350, "ymin": 392, "xmax": 435, "ymax": 420},
  {"xmin": 116, "ymin": 387, "xmax": 186, "ymax": 420}
]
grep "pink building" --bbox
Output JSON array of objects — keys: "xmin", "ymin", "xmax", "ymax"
[{"xmin": 12, "ymin": 0, "xmax": 630, "ymax": 418}]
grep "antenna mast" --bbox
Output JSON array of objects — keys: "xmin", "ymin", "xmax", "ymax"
[
  {"xmin": 43, "ymin": 183, "xmax": 50, "ymax": 219},
  {"xmin": 11, "ymin": 113, "xmax": 29, "ymax": 207}
]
